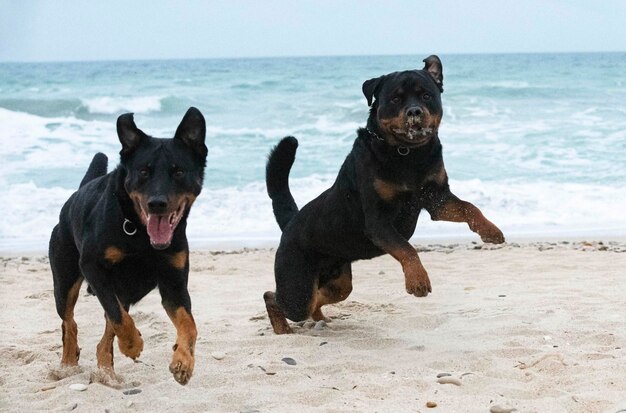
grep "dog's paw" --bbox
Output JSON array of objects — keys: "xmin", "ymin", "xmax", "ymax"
[
  {"xmin": 480, "ymin": 225, "xmax": 505, "ymax": 244},
  {"xmin": 169, "ymin": 346, "xmax": 194, "ymax": 385},
  {"xmin": 118, "ymin": 329, "xmax": 143, "ymax": 360},
  {"xmin": 404, "ymin": 269, "xmax": 432, "ymax": 297},
  {"xmin": 90, "ymin": 367, "xmax": 122, "ymax": 388}
]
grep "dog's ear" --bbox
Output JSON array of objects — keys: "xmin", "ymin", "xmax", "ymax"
[
  {"xmin": 117, "ymin": 113, "xmax": 147, "ymax": 156},
  {"xmin": 174, "ymin": 107, "xmax": 207, "ymax": 159},
  {"xmin": 362, "ymin": 75, "xmax": 385, "ymax": 106},
  {"xmin": 423, "ymin": 55, "xmax": 443, "ymax": 92}
]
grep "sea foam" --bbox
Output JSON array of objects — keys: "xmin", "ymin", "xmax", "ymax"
[{"xmin": 82, "ymin": 96, "xmax": 164, "ymax": 115}]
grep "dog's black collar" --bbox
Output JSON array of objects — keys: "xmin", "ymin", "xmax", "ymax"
[
  {"xmin": 366, "ymin": 128, "xmax": 411, "ymax": 156},
  {"xmin": 123, "ymin": 218, "xmax": 137, "ymax": 236}
]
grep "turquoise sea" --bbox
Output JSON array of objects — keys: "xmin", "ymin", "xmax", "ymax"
[{"xmin": 1, "ymin": 53, "xmax": 625, "ymax": 250}]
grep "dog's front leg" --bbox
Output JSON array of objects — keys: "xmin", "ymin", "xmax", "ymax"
[
  {"xmin": 80, "ymin": 260, "xmax": 144, "ymax": 361},
  {"xmin": 361, "ymin": 192, "xmax": 431, "ymax": 297},
  {"xmin": 159, "ymin": 252, "xmax": 197, "ymax": 385},
  {"xmin": 425, "ymin": 189, "xmax": 505, "ymax": 244}
]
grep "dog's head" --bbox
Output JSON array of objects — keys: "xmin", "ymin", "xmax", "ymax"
[
  {"xmin": 363, "ymin": 55, "xmax": 443, "ymax": 148},
  {"xmin": 117, "ymin": 107, "xmax": 207, "ymax": 250}
]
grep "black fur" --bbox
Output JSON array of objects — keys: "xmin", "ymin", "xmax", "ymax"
[
  {"xmin": 49, "ymin": 107, "xmax": 207, "ymax": 382},
  {"xmin": 265, "ymin": 55, "xmax": 504, "ymax": 329}
]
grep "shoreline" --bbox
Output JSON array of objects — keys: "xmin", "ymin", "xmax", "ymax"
[{"xmin": 3, "ymin": 233, "xmax": 625, "ymax": 256}]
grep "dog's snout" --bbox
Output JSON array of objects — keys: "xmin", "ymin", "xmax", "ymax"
[
  {"xmin": 406, "ymin": 106, "xmax": 423, "ymax": 117},
  {"xmin": 147, "ymin": 196, "xmax": 168, "ymax": 213}
]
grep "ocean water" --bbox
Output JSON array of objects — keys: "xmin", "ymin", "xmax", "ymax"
[{"xmin": 1, "ymin": 53, "xmax": 625, "ymax": 251}]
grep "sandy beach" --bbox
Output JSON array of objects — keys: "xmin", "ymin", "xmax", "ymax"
[{"xmin": 1, "ymin": 240, "xmax": 625, "ymax": 413}]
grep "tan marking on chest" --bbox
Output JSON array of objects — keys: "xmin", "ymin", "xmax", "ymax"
[
  {"xmin": 374, "ymin": 178, "xmax": 408, "ymax": 201},
  {"xmin": 171, "ymin": 250, "xmax": 188, "ymax": 270},
  {"xmin": 104, "ymin": 246, "xmax": 125, "ymax": 264}
]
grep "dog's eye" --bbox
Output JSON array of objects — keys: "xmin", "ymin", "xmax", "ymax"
[
  {"xmin": 173, "ymin": 168, "xmax": 185, "ymax": 178},
  {"xmin": 139, "ymin": 168, "xmax": 149, "ymax": 178},
  {"xmin": 391, "ymin": 96, "xmax": 401, "ymax": 104},
  {"xmin": 422, "ymin": 93, "xmax": 432, "ymax": 101}
]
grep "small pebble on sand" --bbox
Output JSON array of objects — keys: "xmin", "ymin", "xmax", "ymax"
[
  {"xmin": 123, "ymin": 389, "xmax": 142, "ymax": 395},
  {"xmin": 211, "ymin": 351, "xmax": 226, "ymax": 360},
  {"xmin": 258, "ymin": 365, "xmax": 276, "ymax": 375},
  {"xmin": 69, "ymin": 383, "xmax": 87, "ymax": 392},
  {"xmin": 436, "ymin": 377, "xmax": 461, "ymax": 386},
  {"xmin": 426, "ymin": 401, "xmax": 437, "ymax": 408},
  {"xmin": 489, "ymin": 406, "xmax": 517, "ymax": 413},
  {"xmin": 65, "ymin": 402, "xmax": 78, "ymax": 411},
  {"xmin": 313, "ymin": 320, "xmax": 326, "ymax": 330},
  {"xmin": 281, "ymin": 357, "xmax": 297, "ymax": 365}
]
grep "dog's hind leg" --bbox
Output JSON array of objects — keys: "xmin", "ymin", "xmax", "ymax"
[
  {"xmin": 312, "ymin": 263, "xmax": 353, "ymax": 322},
  {"xmin": 265, "ymin": 246, "xmax": 318, "ymax": 334},
  {"xmin": 50, "ymin": 229, "xmax": 83, "ymax": 367},
  {"xmin": 58, "ymin": 278, "xmax": 83, "ymax": 366},
  {"xmin": 263, "ymin": 291, "xmax": 293, "ymax": 334}
]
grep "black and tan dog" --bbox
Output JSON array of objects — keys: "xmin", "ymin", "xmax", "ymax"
[
  {"xmin": 264, "ymin": 55, "xmax": 505, "ymax": 334},
  {"xmin": 49, "ymin": 107, "xmax": 207, "ymax": 384}
]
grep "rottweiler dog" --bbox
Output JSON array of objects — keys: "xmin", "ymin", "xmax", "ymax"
[
  {"xmin": 49, "ymin": 107, "xmax": 207, "ymax": 384},
  {"xmin": 264, "ymin": 55, "xmax": 505, "ymax": 334}
]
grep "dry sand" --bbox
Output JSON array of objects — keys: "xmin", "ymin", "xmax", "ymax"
[{"xmin": 1, "ymin": 241, "xmax": 625, "ymax": 413}]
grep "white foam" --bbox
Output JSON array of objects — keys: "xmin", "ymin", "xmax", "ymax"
[
  {"xmin": 2, "ymin": 175, "xmax": 625, "ymax": 252},
  {"xmin": 82, "ymin": 96, "xmax": 163, "ymax": 115},
  {"xmin": 0, "ymin": 108, "xmax": 118, "ymax": 175}
]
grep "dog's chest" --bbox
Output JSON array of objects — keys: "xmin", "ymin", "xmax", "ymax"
[{"xmin": 104, "ymin": 251, "xmax": 172, "ymax": 303}]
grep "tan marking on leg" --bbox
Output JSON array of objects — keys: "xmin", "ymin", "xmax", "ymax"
[
  {"xmin": 104, "ymin": 246, "xmax": 125, "ymax": 264},
  {"xmin": 400, "ymin": 254, "xmax": 432, "ymax": 297},
  {"xmin": 61, "ymin": 278, "xmax": 83, "ymax": 366},
  {"xmin": 165, "ymin": 307, "xmax": 197, "ymax": 385},
  {"xmin": 312, "ymin": 267, "xmax": 353, "ymax": 322},
  {"xmin": 96, "ymin": 316, "xmax": 116, "ymax": 372},
  {"xmin": 109, "ymin": 304, "xmax": 143, "ymax": 360},
  {"xmin": 431, "ymin": 199, "xmax": 505, "ymax": 244},
  {"xmin": 263, "ymin": 291, "xmax": 293, "ymax": 334},
  {"xmin": 170, "ymin": 250, "xmax": 188, "ymax": 270}
]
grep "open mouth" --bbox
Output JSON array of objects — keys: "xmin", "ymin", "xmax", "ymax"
[
  {"xmin": 392, "ymin": 126, "xmax": 434, "ymax": 146},
  {"xmin": 138, "ymin": 202, "xmax": 186, "ymax": 250}
]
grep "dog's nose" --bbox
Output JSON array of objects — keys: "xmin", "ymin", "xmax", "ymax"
[
  {"xmin": 406, "ymin": 106, "xmax": 423, "ymax": 117},
  {"xmin": 147, "ymin": 196, "xmax": 168, "ymax": 214}
]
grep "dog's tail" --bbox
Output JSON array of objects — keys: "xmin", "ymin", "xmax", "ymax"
[
  {"xmin": 79, "ymin": 152, "xmax": 108, "ymax": 188},
  {"xmin": 266, "ymin": 137, "xmax": 299, "ymax": 231}
]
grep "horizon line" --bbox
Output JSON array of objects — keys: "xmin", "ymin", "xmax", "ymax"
[{"xmin": 1, "ymin": 50, "xmax": 625, "ymax": 65}]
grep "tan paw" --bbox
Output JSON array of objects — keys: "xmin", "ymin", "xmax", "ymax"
[
  {"xmin": 479, "ymin": 224, "xmax": 505, "ymax": 244},
  {"xmin": 118, "ymin": 329, "xmax": 143, "ymax": 360},
  {"xmin": 169, "ymin": 346, "xmax": 194, "ymax": 385},
  {"xmin": 404, "ymin": 267, "xmax": 432, "ymax": 297},
  {"xmin": 90, "ymin": 368, "xmax": 122, "ymax": 388}
]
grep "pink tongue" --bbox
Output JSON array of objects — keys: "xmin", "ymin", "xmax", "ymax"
[{"xmin": 146, "ymin": 215, "xmax": 173, "ymax": 246}]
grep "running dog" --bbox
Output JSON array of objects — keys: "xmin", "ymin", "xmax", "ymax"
[
  {"xmin": 49, "ymin": 107, "xmax": 207, "ymax": 384},
  {"xmin": 264, "ymin": 56, "xmax": 504, "ymax": 334}
]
